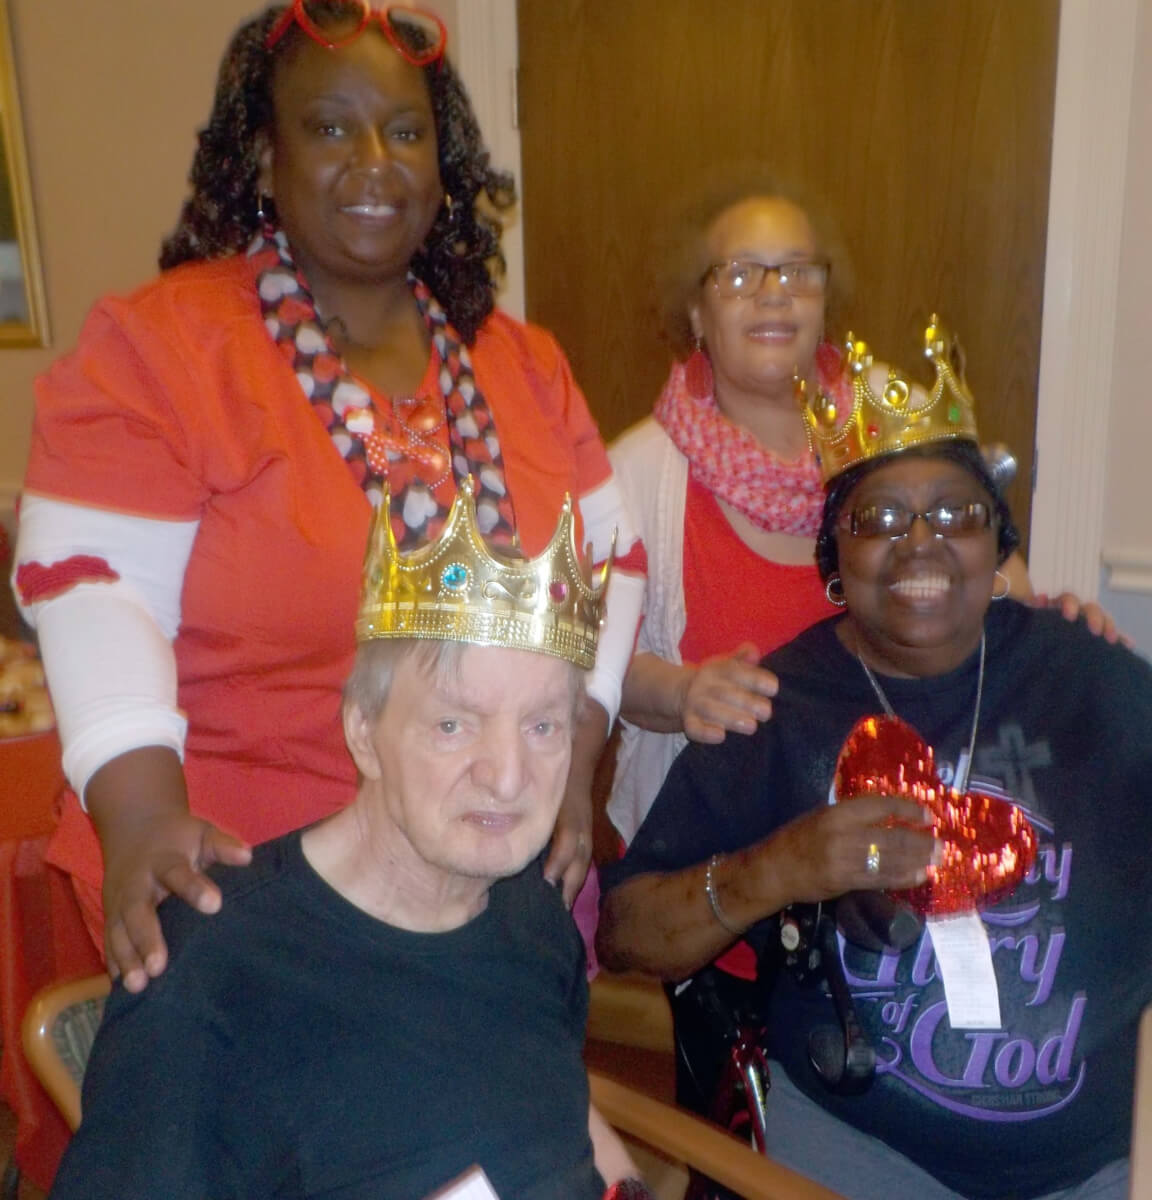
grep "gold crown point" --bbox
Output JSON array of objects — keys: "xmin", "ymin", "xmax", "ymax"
[
  {"xmin": 846, "ymin": 334, "xmax": 873, "ymax": 375},
  {"xmin": 801, "ymin": 316, "xmax": 979, "ymax": 484},
  {"xmin": 355, "ymin": 477, "xmax": 610, "ymax": 669},
  {"xmin": 925, "ymin": 314, "xmax": 945, "ymax": 359}
]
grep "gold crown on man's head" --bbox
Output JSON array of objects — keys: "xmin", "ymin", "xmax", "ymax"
[
  {"xmin": 356, "ymin": 478, "xmax": 612, "ymax": 670},
  {"xmin": 798, "ymin": 315, "xmax": 979, "ymax": 484}
]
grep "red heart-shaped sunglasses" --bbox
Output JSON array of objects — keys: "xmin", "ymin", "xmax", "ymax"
[{"xmin": 266, "ymin": 1, "xmax": 447, "ymax": 66}]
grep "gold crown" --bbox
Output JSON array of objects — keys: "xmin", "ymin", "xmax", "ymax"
[
  {"xmin": 355, "ymin": 478, "xmax": 612, "ymax": 669},
  {"xmin": 798, "ymin": 315, "xmax": 978, "ymax": 483}
]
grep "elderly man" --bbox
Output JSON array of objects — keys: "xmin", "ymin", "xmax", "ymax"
[{"xmin": 51, "ymin": 482, "xmax": 642, "ymax": 1200}]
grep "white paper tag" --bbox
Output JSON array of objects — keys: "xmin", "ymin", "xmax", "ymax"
[
  {"xmin": 424, "ymin": 1166, "xmax": 501, "ymax": 1200},
  {"xmin": 926, "ymin": 911, "xmax": 1002, "ymax": 1029}
]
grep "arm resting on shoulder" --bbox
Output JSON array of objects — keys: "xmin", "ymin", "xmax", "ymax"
[
  {"xmin": 1002, "ymin": 549, "xmax": 1126, "ymax": 642},
  {"xmin": 14, "ymin": 495, "xmax": 250, "ymax": 989},
  {"xmin": 546, "ymin": 698, "xmax": 609, "ymax": 904},
  {"xmin": 85, "ymin": 746, "xmax": 249, "ymax": 990}
]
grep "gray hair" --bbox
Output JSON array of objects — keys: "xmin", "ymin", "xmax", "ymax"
[{"xmin": 343, "ymin": 640, "xmax": 587, "ymax": 722}]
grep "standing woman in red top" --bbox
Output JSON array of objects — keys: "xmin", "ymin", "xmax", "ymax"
[{"xmin": 13, "ymin": 1, "xmax": 643, "ymax": 993}]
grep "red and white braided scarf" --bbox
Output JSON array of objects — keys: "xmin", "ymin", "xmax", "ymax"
[{"xmin": 250, "ymin": 229, "xmax": 516, "ymax": 548}]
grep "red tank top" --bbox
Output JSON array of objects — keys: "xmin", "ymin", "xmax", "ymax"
[{"xmin": 680, "ymin": 476, "xmax": 836, "ymax": 978}]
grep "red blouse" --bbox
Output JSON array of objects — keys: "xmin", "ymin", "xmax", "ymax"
[{"xmin": 680, "ymin": 475, "xmax": 836, "ymax": 978}]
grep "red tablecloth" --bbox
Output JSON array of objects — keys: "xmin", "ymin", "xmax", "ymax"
[{"xmin": 0, "ymin": 731, "xmax": 103, "ymax": 1192}]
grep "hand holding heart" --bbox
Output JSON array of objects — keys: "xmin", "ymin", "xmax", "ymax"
[
  {"xmin": 765, "ymin": 790, "xmax": 937, "ymax": 905},
  {"xmin": 833, "ymin": 715, "xmax": 1038, "ymax": 917}
]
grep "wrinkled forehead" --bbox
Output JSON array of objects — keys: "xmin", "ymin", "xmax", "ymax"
[{"xmin": 393, "ymin": 642, "xmax": 584, "ymax": 708}]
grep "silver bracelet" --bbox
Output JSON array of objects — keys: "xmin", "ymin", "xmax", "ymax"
[{"xmin": 704, "ymin": 853, "xmax": 743, "ymax": 936}]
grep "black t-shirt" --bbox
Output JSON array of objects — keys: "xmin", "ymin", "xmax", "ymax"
[
  {"xmin": 54, "ymin": 832, "xmax": 601, "ymax": 1200},
  {"xmin": 603, "ymin": 602, "xmax": 1152, "ymax": 1198}
]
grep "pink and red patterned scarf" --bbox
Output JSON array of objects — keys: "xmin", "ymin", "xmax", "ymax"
[
  {"xmin": 250, "ymin": 229, "xmax": 516, "ymax": 548},
  {"xmin": 654, "ymin": 342, "xmax": 849, "ymax": 538}
]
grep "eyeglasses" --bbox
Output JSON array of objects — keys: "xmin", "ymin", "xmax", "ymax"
[
  {"xmin": 841, "ymin": 502, "xmax": 994, "ymax": 539},
  {"xmin": 266, "ymin": 1, "xmax": 447, "ymax": 65},
  {"xmin": 704, "ymin": 258, "xmax": 830, "ymax": 299}
]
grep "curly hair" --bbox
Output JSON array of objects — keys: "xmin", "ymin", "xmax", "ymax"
[
  {"xmin": 159, "ymin": 4, "xmax": 515, "ymax": 343},
  {"xmin": 655, "ymin": 164, "xmax": 854, "ymax": 360},
  {"xmin": 814, "ymin": 440, "xmax": 1020, "ymax": 583}
]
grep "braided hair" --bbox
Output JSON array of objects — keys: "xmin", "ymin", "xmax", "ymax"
[{"xmin": 159, "ymin": 4, "xmax": 515, "ymax": 343}]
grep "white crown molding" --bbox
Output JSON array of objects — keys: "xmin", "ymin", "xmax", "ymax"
[{"xmin": 1029, "ymin": 0, "xmax": 1141, "ymax": 600}]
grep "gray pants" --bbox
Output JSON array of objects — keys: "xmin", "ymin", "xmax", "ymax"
[{"xmin": 761, "ymin": 1062, "xmax": 1128, "ymax": 1200}]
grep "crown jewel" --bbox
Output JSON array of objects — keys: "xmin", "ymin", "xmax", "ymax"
[
  {"xmin": 799, "ymin": 315, "xmax": 978, "ymax": 484},
  {"xmin": 356, "ymin": 478, "xmax": 612, "ymax": 669}
]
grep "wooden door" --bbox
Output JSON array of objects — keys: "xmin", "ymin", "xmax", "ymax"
[{"xmin": 516, "ymin": 0, "xmax": 1060, "ymax": 545}]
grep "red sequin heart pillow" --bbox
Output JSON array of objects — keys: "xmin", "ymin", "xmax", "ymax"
[{"xmin": 834, "ymin": 715, "xmax": 1037, "ymax": 917}]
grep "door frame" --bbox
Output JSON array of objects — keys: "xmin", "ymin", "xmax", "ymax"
[
  {"xmin": 454, "ymin": 0, "xmax": 525, "ymax": 321},
  {"xmin": 1031, "ymin": 0, "xmax": 1141, "ymax": 599},
  {"xmin": 463, "ymin": 0, "xmax": 1140, "ymax": 600}
]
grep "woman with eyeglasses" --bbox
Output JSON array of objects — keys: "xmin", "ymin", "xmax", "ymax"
[
  {"xmin": 599, "ymin": 340, "xmax": 1146, "ymax": 1199},
  {"xmin": 607, "ymin": 180, "xmax": 1034, "ymax": 849},
  {"xmin": 604, "ymin": 181, "xmax": 1111, "ymax": 1138},
  {"xmin": 13, "ymin": 1, "xmax": 643, "ymax": 996}
]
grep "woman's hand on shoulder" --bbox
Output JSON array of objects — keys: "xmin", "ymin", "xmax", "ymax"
[
  {"xmin": 1003, "ymin": 552, "xmax": 1130, "ymax": 645},
  {"xmin": 85, "ymin": 747, "xmax": 251, "ymax": 993},
  {"xmin": 543, "ymin": 700, "xmax": 609, "ymax": 905},
  {"xmin": 679, "ymin": 643, "xmax": 777, "ymax": 743},
  {"xmin": 1035, "ymin": 591, "xmax": 1131, "ymax": 646}
]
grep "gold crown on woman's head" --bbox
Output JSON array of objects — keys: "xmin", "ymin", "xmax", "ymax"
[
  {"xmin": 356, "ymin": 478, "xmax": 612, "ymax": 669},
  {"xmin": 798, "ymin": 315, "xmax": 979, "ymax": 484}
]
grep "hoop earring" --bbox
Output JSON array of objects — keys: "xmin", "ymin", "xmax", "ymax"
[
  {"xmin": 825, "ymin": 575, "xmax": 847, "ymax": 607},
  {"xmin": 991, "ymin": 570, "xmax": 1010, "ymax": 601},
  {"xmin": 685, "ymin": 336, "xmax": 714, "ymax": 400}
]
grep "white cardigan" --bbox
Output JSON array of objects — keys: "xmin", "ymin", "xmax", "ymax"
[{"xmin": 606, "ymin": 418, "xmax": 693, "ymax": 843}]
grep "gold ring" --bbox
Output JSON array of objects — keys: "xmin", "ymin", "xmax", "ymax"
[{"xmin": 866, "ymin": 842, "xmax": 881, "ymax": 873}]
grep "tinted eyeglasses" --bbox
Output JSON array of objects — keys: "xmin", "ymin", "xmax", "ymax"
[
  {"xmin": 841, "ymin": 501, "xmax": 994, "ymax": 539},
  {"xmin": 704, "ymin": 258, "xmax": 830, "ymax": 299},
  {"xmin": 266, "ymin": 1, "xmax": 447, "ymax": 65}
]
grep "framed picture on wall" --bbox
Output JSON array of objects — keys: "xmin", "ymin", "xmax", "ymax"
[{"xmin": 0, "ymin": 0, "xmax": 47, "ymax": 347}]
